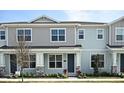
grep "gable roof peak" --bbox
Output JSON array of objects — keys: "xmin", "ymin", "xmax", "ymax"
[{"xmin": 30, "ymin": 15, "xmax": 59, "ymax": 23}]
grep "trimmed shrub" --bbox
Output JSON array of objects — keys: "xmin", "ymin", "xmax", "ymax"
[{"xmin": 99, "ymin": 72, "xmax": 111, "ymax": 77}]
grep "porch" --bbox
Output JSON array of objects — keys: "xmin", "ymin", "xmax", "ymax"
[
  {"xmin": 107, "ymin": 45, "xmax": 124, "ymax": 74},
  {"xmin": 0, "ymin": 47, "xmax": 81, "ymax": 76}
]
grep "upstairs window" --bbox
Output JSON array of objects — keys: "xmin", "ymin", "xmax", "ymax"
[
  {"xmin": 0, "ymin": 31, "xmax": 5, "ymax": 40},
  {"xmin": 97, "ymin": 29, "xmax": 104, "ymax": 40},
  {"xmin": 17, "ymin": 28, "xmax": 32, "ymax": 41},
  {"xmin": 51, "ymin": 28, "xmax": 66, "ymax": 42},
  {"xmin": 78, "ymin": 29, "xmax": 85, "ymax": 40},
  {"xmin": 115, "ymin": 27, "xmax": 124, "ymax": 41}
]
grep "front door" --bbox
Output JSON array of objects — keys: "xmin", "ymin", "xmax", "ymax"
[
  {"xmin": 68, "ymin": 54, "xmax": 74, "ymax": 73},
  {"xmin": 10, "ymin": 54, "xmax": 17, "ymax": 74},
  {"xmin": 121, "ymin": 54, "xmax": 124, "ymax": 72}
]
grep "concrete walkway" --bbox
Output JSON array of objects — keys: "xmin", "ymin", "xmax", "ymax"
[{"xmin": 0, "ymin": 77, "xmax": 124, "ymax": 82}]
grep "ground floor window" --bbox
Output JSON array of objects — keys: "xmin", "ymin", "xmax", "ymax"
[
  {"xmin": 91, "ymin": 54, "xmax": 104, "ymax": 68},
  {"xmin": 23, "ymin": 55, "xmax": 36, "ymax": 68},
  {"xmin": 49, "ymin": 54, "xmax": 62, "ymax": 68}
]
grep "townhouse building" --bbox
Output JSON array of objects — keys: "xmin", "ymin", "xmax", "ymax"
[{"xmin": 0, "ymin": 16, "xmax": 124, "ymax": 76}]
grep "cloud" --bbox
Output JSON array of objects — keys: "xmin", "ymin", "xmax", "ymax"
[
  {"xmin": 64, "ymin": 10, "xmax": 124, "ymax": 22},
  {"xmin": 64, "ymin": 10, "xmax": 91, "ymax": 21}
]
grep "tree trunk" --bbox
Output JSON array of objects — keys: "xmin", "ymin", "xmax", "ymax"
[{"xmin": 21, "ymin": 67, "xmax": 24, "ymax": 82}]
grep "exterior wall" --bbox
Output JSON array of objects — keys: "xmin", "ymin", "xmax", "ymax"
[
  {"xmin": 44, "ymin": 53, "xmax": 77, "ymax": 74},
  {"xmin": 0, "ymin": 28, "xmax": 7, "ymax": 47},
  {"xmin": 23, "ymin": 68, "xmax": 36, "ymax": 74},
  {"xmin": 44, "ymin": 53, "xmax": 66, "ymax": 74},
  {"xmin": 76, "ymin": 26, "xmax": 112, "ymax": 73},
  {"xmin": 4, "ymin": 54, "xmax": 10, "ymax": 75},
  {"xmin": 80, "ymin": 50, "xmax": 112, "ymax": 73},
  {"xmin": 0, "ymin": 41, "xmax": 6, "ymax": 47},
  {"xmin": 76, "ymin": 26, "xmax": 108, "ymax": 49},
  {"xmin": 109, "ymin": 19, "xmax": 124, "ymax": 46},
  {"xmin": 7, "ymin": 26, "xmax": 75, "ymax": 46}
]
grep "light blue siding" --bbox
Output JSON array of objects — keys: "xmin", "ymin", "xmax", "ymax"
[
  {"xmin": 76, "ymin": 27, "xmax": 108, "ymax": 49},
  {"xmin": 76, "ymin": 26, "xmax": 111, "ymax": 73},
  {"xmin": 44, "ymin": 53, "xmax": 64, "ymax": 74},
  {"xmin": 80, "ymin": 51, "xmax": 112, "ymax": 73}
]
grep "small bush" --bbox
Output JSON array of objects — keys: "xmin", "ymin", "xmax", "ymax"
[
  {"xmin": 78, "ymin": 73, "xmax": 87, "ymax": 78},
  {"xmin": 120, "ymin": 73, "xmax": 124, "ymax": 78}
]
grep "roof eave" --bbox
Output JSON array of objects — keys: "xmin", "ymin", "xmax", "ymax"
[{"xmin": 108, "ymin": 16, "xmax": 124, "ymax": 25}]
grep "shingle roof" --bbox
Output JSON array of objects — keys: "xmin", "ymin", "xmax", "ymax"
[
  {"xmin": 0, "ymin": 45, "xmax": 82, "ymax": 49},
  {"xmin": 107, "ymin": 44, "xmax": 124, "ymax": 48},
  {"xmin": 0, "ymin": 21, "xmax": 107, "ymax": 25}
]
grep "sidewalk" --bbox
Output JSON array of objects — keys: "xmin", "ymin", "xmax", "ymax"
[{"xmin": 0, "ymin": 77, "xmax": 124, "ymax": 83}]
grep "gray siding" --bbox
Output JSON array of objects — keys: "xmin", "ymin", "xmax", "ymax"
[
  {"xmin": 109, "ymin": 19, "xmax": 124, "ymax": 46},
  {"xmin": 8, "ymin": 26, "xmax": 75, "ymax": 46}
]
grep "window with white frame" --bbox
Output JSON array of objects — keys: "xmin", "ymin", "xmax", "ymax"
[
  {"xmin": 78, "ymin": 29, "xmax": 85, "ymax": 39},
  {"xmin": 0, "ymin": 31, "xmax": 5, "ymax": 40},
  {"xmin": 51, "ymin": 29, "xmax": 65, "ymax": 41},
  {"xmin": 49, "ymin": 55, "xmax": 62, "ymax": 68},
  {"xmin": 17, "ymin": 28, "xmax": 32, "ymax": 41},
  {"xmin": 115, "ymin": 27, "xmax": 124, "ymax": 41},
  {"xmin": 23, "ymin": 55, "xmax": 36, "ymax": 68},
  {"xmin": 97, "ymin": 29, "xmax": 104, "ymax": 40},
  {"xmin": 91, "ymin": 54, "xmax": 104, "ymax": 68}
]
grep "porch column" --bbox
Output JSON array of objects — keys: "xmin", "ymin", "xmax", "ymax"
[
  {"xmin": 76, "ymin": 52, "xmax": 81, "ymax": 71},
  {"xmin": 36, "ymin": 53, "xmax": 44, "ymax": 76},
  {"xmin": 0, "ymin": 53, "xmax": 5, "ymax": 67},
  {"xmin": 0, "ymin": 53, "xmax": 5, "ymax": 76},
  {"xmin": 112, "ymin": 52, "xmax": 117, "ymax": 73},
  {"xmin": 36, "ymin": 53, "xmax": 44, "ymax": 67}
]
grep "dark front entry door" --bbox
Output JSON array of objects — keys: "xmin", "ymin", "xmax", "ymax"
[
  {"xmin": 10, "ymin": 54, "xmax": 17, "ymax": 74},
  {"xmin": 121, "ymin": 54, "xmax": 124, "ymax": 72},
  {"xmin": 68, "ymin": 54, "xmax": 74, "ymax": 73}
]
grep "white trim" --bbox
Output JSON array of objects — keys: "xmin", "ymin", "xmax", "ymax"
[
  {"xmin": 2, "ymin": 24, "xmax": 106, "ymax": 27},
  {"xmin": 50, "ymin": 28, "xmax": 66, "ymax": 42},
  {"xmin": 48, "ymin": 53, "xmax": 63, "ymax": 69},
  {"xmin": 16, "ymin": 28, "xmax": 32, "ymax": 42},
  {"xmin": 96, "ymin": 29, "xmax": 104, "ymax": 40},
  {"xmin": 74, "ymin": 26, "xmax": 77, "ymax": 44},
  {"xmin": 78, "ymin": 29, "xmax": 85, "ymax": 40},
  {"xmin": 115, "ymin": 27, "xmax": 124, "ymax": 42},
  {"xmin": 90, "ymin": 52, "xmax": 105, "ymax": 69},
  {"xmin": 0, "ymin": 48, "xmax": 109, "ymax": 53},
  {"xmin": 36, "ymin": 53, "xmax": 44, "ymax": 67},
  {"xmin": 6, "ymin": 27, "xmax": 8, "ymax": 46}
]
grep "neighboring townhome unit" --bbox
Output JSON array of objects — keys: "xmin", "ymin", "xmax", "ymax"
[{"xmin": 0, "ymin": 15, "xmax": 124, "ymax": 76}]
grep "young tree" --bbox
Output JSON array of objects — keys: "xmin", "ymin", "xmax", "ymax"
[{"xmin": 16, "ymin": 36, "xmax": 30, "ymax": 82}]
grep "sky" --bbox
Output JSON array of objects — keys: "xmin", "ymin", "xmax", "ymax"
[{"xmin": 0, "ymin": 10, "xmax": 124, "ymax": 23}]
